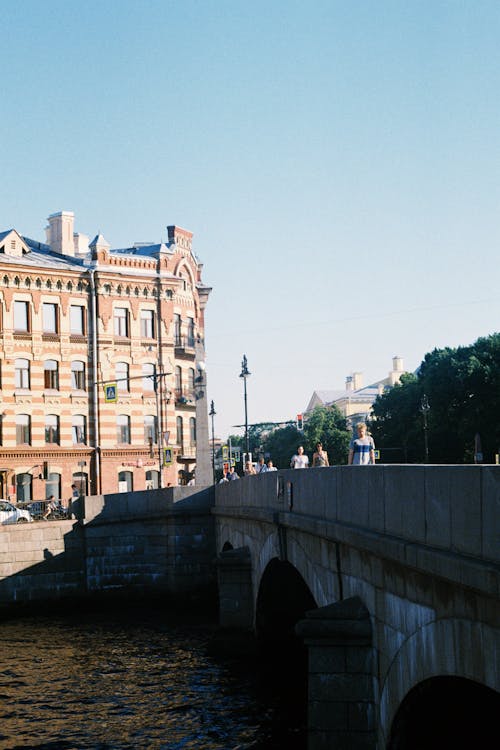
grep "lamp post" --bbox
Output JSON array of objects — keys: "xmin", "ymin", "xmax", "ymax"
[
  {"xmin": 239, "ymin": 355, "xmax": 251, "ymax": 459},
  {"xmin": 420, "ymin": 394, "xmax": 430, "ymax": 463},
  {"xmin": 209, "ymin": 400, "xmax": 216, "ymax": 484}
]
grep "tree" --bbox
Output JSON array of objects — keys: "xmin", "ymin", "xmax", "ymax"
[
  {"xmin": 303, "ymin": 405, "xmax": 351, "ymax": 465},
  {"xmin": 371, "ymin": 333, "xmax": 500, "ymax": 463},
  {"xmin": 260, "ymin": 405, "xmax": 351, "ymax": 468}
]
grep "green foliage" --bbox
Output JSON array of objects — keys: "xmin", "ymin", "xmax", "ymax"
[
  {"xmin": 303, "ymin": 405, "xmax": 351, "ymax": 465},
  {"xmin": 259, "ymin": 405, "xmax": 351, "ymax": 468},
  {"xmin": 371, "ymin": 333, "xmax": 500, "ymax": 463}
]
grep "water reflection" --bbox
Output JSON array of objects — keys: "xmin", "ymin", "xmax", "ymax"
[{"xmin": 0, "ymin": 603, "xmax": 306, "ymax": 750}]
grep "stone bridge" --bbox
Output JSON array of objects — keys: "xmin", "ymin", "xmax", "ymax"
[{"xmin": 214, "ymin": 465, "xmax": 500, "ymax": 749}]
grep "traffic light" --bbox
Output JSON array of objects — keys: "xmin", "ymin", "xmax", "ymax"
[{"xmin": 297, "ymin": 414, "xmax": 303, "ymax": 431}]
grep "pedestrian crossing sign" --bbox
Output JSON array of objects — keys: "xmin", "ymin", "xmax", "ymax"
[
  {"xmin": 104, "ymin": 383, "xmax": 118, "ymax": 402},
  {"xmin": 163, "ymin": 447, "xmax": 173, "ymax": 466}
]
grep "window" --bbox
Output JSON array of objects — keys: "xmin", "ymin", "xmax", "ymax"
[
  {"xmin": 188, "ymin": 367, "xmax": 195, "ymax": 393},
  {"xmin": 187, "ymin": 318, "xmax": 195, "ymax": 347},
  {"xmin": 16, "ymin": 414, "xmax": 31, "ymax": 445},
  {"xmin": 175, "ymin": 366, "xmax": 182, "ymax": 392},
  {"xmin": 14, "ymin": 301, "xmax": 29, "ymax": 331},
  {"xmin": 45, "ymin": 414, "xmax": 60, "ymax": 444},
  {"xmin": 114, "ymin": 307, "xmax": 129, "ymax": 337},
  {"xmin": 117, "ymin": 415, "xmax": 131, "ymax": 444},
  {"xmin": 140, "ymin": 309, "xmax": 155, "ymax": 338},
  {"xmin": 70, "ymin": 305, "xmax": 85, "ymax": 335},
  {"xmin": 145, "ymin": 470, "xmax": 159, "ymax": 490},
  {"xmin": 46, "ymin": 472, "xmax": 61, "ymax": 501},
  {"xmin": 16, "ymin": 473, "xmax": 32, "ymax": 503},
  {"xmin": 190, "ymin": 417, "xmax": 196, "ymax": 444},
  {"xmin": 144, "ymin": 415, "xmax": 157, "ymax": 444},
  {"xmin": 15, "ymin": 358, "xmax": 30, "ymax": 389},
  {"xmin": 174, "ymin": 314, "xmax": 181, "ymax": 345},
  {"xmin": 44, "ymin": 360, "xmax": 59, "ymax": 390},
  {"xmin": 72, "ymin": 472, "xmax": 88, "ymax": 497},
  {"xmin": 116, "ymin": 362, "xmax": 129, "ymax": 393},
  {"xmin": 118, "ymin": 471, "xmax": 133, "ymax": 492},
  {"xmin": 71, "ymin": 361, "xmax": 86, "ymax": 390},
  {"xmin": 43, "ymin": 302, "xmax": 58, "ymax": 333},
  {"xmin": 72, "ymin": 415, "xmax": 87, "ymax": 444},
  {"xmin": 142, "ymin": 363, "xmax": 155, "ymax": 391},
  {"xmin": 176, "ymin": 416, "xmax": 183, "ymax": 446}
]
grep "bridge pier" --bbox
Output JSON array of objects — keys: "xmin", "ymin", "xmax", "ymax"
[
  {"xmin": 297, "ymin": 596, "xmax": 376, "ymax": 750},
  {"xmin": 217, "ymin": 546, "xmax": 254, "ymax": 629}
]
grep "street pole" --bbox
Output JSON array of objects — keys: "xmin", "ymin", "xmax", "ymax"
[
  {"xmin": 154, "ymin": 365, "xmax": 164, "ymax": 488},
  {"xmin": 209, "ymin": 400, "xmax": 216, "ymax": 485},
  {"xmin": 239, "ymin": 355, "xmax": 250, "ymax": 460},
  {"xmin": 420, "ymin": 394, "xmax": 430, "ymax": 463}
]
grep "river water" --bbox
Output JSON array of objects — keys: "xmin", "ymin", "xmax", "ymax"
[{"xmin": 0, "ymin": 601, "xmax": 307, "ymax": 750}]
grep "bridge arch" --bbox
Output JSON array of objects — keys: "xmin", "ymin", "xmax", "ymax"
[
  {"xmin": 380, "ymin": 617, "xmax": 500, "ymax": 746},
  {"xmin": 388, "ymin": 676, "xmax": 499, "ymax": 749}
]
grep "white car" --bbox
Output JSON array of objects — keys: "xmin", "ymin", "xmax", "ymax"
[{"xmin": 0, "ymin": 501, "xmax": 33, "ymax": 524}]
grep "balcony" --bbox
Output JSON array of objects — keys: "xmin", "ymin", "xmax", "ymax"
[
  {"xmin": 178, "ymin": 441, "xmax": 196, "ymax": 460},
  {"xmin": 174, "ymin": 335, "xmax": 196, "ymax": 356},
  {"xmin": 175, "ymin": 388, "xmax": 196, "ymax": 407}
]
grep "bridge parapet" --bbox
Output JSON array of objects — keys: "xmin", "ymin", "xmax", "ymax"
[{"xmin": 216, "ymin": 465, "xmax": 499, "ymax": 567}]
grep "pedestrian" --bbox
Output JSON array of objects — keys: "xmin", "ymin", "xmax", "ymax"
[
  {"xmin": 255, "ymin": 456, "xmax": 268, "ymax": 474},
  {"xmin": 266, "ymin": 460, "xmax": 277, "ymax": 472},
  {"xmin": 43, "ymin": 495, "xmax": 58, "ymax": 520},
  {"xmin": 227, "ymin": 467, "xmax": 239, "ymax": 480},
  {"xmin": 312, "ymin": 442, "xmax": 329, "ymax": 467},
  {"xmin": 244, "ymin": 460, "xmax": 256, "ymax": 476},
  {"xmin": 290, "ymin": 446, "xmax": 309, "ymax": 469},
  {"xmin": 348, "ymin": 422, "xmax": 375, "ymax": 465},
  {"xmin": 218, "ymin": 468, "xmax": 229, "ymax": 483}
]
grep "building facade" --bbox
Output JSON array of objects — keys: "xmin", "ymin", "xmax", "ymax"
[
  {"xmin": 305, "ymin": 357, "xmax": 406, "ymax": 427},
  {"xmin": 0, "ymin": 210, "xmax": 211, "ymax": 505}
]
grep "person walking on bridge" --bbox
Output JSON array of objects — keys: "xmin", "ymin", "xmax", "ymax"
[
  {"xmin": 348, "ymin": 422, "xmax": 375, "ymax": 465},
  {"xmin": 312, "ymin": 442, "xmax": 329, "ymax": 467},
  {"xmin": 290, "ymin": 446, "xmax": 309, "ymax": 469}
]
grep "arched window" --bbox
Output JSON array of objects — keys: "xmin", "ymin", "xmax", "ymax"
[
  {"xmin": 145, "ymin": 470, "xmax": 159, "ymax": 490},
  {"xmin": 176, "ymin": 416, "xmax": 183, "ymax": 447},
  {"xmin": 117, "ymin": 415, "xmax": 131, "ymax": 444},
  {"xmin": 175, "ymin": 366, "xmax": 182, "ymax": 399},
  {"xmin": 142, "ymin": 363, "xmax": 155, "ymax": 391},
  {"xmin": 116, "ymin": 362, "xmax": 129, "ymax": 393},
  {"xmin": 188, "ymin": 368, "xmax": 195, "ymax": 393},
  {"xmin": 187, "ymin": 318, "xmax": 195, "ymax": 347},
  {"xmin": 190, "ymin": 417, "xmax": 196, "ymax": 445},
  {"xmin": 45, "ymin": 414, "xmax": 60, "ymax": 444},
  {"xmin": 16, "ymin": 414, "xmax": 31, "ymax": 445},
  {"xmin": 71, "ymin": 361, "xmax": 86, "ymax": 390},
  {"xmin": 44, "ymin": 360, "xmax": 59, "ymax": 390},
  {"xmin": 72, "ymin": 415, "xmax": 87, "ymax": 444},
  {"xmin": 144, "ymin": 415, "xmax": 157, "ymax": 444},
  {"xmin": 118, "ymin": 471, "xmax": 133, "ymax": 493},
  {"xmin": 15, "ymin": 358, "xmax": 30, "ymax": 389},
  {"xmin": 46, "ymin": 472, "xmax": 61, "ymax": 501},
  {"xmin": 16, "ymin": 473, "xmax": 32, "ymax": 503}
]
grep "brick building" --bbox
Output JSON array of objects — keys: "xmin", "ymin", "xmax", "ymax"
[{"xmin": 0, "ymin": 210, "xmax": 211, "ymax": 505}]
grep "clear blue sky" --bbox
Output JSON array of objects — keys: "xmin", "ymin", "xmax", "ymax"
[{"xmin": 2, "ymin": 1, "xmax": 499, "ymax": 440}]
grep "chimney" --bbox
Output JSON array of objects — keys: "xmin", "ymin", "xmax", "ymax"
[
  {"xmin": 389, "ymin": 356, "xmax": 405, "ymax": 385},
  {"xmin": 46, "ymin": 211, "xmax": 75, "ymax": 256},
  {"xmin": 352, "ymin": 372, "xmax": 363, "ymax": 391}
]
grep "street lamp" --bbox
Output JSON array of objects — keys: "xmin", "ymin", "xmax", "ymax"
[
  {"xmin": 239, "ymin": 355, "xmax": 251, "ymax": 459},
  {"xmin": 209, "ymin": 400, "xmax": 216, "ymax": 484},
  {"xmin": 420, "ymin": 394, "xmax": 430, "ymax": 463}
]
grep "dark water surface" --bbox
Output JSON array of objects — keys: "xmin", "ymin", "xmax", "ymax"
[{"xmin": 0, "ymin": 602, "xmax": 306, "ymax": 750}]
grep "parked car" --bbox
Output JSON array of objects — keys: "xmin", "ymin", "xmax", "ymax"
[{"xmin": 0, "ymin": 500, "xmax": 33, "ymax": 524}]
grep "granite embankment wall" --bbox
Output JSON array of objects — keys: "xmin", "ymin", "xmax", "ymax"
[{"xmin": 0, "ymin": 486, "xmax": 215, "ymax": 611}]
